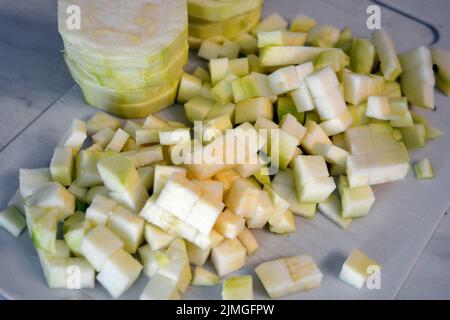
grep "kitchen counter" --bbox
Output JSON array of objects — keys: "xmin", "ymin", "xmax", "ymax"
[{"xmin": 0, "ymin": 0, "xmax": 449, "ymax": 299}]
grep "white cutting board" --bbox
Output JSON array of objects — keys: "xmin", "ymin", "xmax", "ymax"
[{"xmin": 1, "ymin": 0, "xmax": 449, "ymax": 300}]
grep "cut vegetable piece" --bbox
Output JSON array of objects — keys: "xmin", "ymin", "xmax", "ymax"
[
  {"xmin": 257, "ymin": 30, "xmax": 307, "ymax": 48},
  {"xmin": 229, "ymin": 58, "xmax": 250, "ymax": 77},
  {"xmin": 92, "ymin": 128, "xmax": 114, "ymax": 149},
  {"xmin": 290, "ymin": 14, "xmax": 316, "ymax": 32},
  {"xmin": 339, "ymin": 249, "xmax": 381, "ymax": 289},
  {"xmin": 107, "ymin": 205, "xmax": 144, "ymax": 254},
  {"xmin": 306, "ymin": 25, "xmax": 340, "ymax": 48},
  {"xmin": 301, "ymin": 121, "xmax": 332, "ymax": 153},
  {"xmin": 50, "ymin": 147, "xmax": 74, "ymax": 186},
  {"xmin": 251, "ymin": 12, "xmax": 288, "ymax": 35},
  {"xmin": 38, "ymin": 242, "xmax": 95, "ymax": 289},
  {"xmin": 64, "ymin": 220, "xmax": 93, "ymax": 256},
  {"xmin": 210, "ymin": 58, "xmax": 229, "ymax": 85},
  {"xmin": 340, "ymin": 181, "xmax": 375, "ymax": 219},
  {"xmin": 185, "ymin": 96, "xmax": 216, "ymax": 122},
  {"xmin": 371, "ymin": 29, "xmax": 402, "ymax": 81},
  {"xmin": 105, "ymin": 129, "xmax": 129, "ymax": 153},
  {"xmin": 25, "ymin": 182, "xmax": 75, "ymax": 219},
  {"xmin": 205, "ymin": 102, "xmax": 236, "ymax": 122},
  {"xmin": 85, "ymin": 194, "xmax": 117, "ymax": 226},
  {"xmin": 156, "ymin": 174, "xmax": 200, "ymax": 220},
  {"xmin": 137, "ymin": 166, "xmax": 154, "ymax": 190},
  {"xmin": 350, "ymin": 38, "xmax": 375, "ymax": 75},
  {"xmin": 225, "ymin": 179, "xmax": 260, "ymax": 218},
  {"xmin": 222, "ymin": 275, "xmax": 253, "ymax": 300},
  {"xmin": 213, "ymin": 170, "xmax": 240, "ymax": 194},
  {"xmin": 193, "ymin": 66, "xmax": 211, "ymax": 83},
  {"xmin": 399, "ymin": 124, "xmax": 426, "ymax": 150},
  {"xmin": 235, "ymin": 97, "xmax": 273, "ymax": 124},
  {"xmin": 84, "ymin": 186, "xmax": 109, "ymax": 204},
  {"xmin": 153, "ymin": 165, "xmax": 187, "ymax": 196},
  {"xmin": 414, "ymin": 158, "xmax": 435, "ymax": 179},
  {"xmin": 144, "ymin": 223, "xmax": 175, "ymax": 251},
  {"xmin": 159, "ymin": 128, "xmax": 191, "ymax": 146},
  {"xmin": 86, "ymin": 112, "xmax": 121, "ymax": 135},
  {"xmin": 318, "ymin": 194, "xmax": 351, "ymax": 229},
  {"xmin": 198, "ymin": 39, "xmax": 222, "ymax": 60},
  {"xmin": 202, "ymin": 115, "xmax": 233, "ymax": 142},
  {"xmin": 58, "ymin": 119, "xmax": 87, "ymax": 155},
  {"xmin": 336, "ymin": 27, "xmax": 353, "ymax": 55},
  {"xmin": 399, "ymin": 46, "xmax": 435, "ymax": 109},
  {"xmin": 268, "ymin": 66, "xmax": 301, "ymax": 95},
  {"xmin": 97, "ymin": 249, "xmax": 142, "ymax": 298},
  {"xmin": 214, "ymin": 209, "xmax": 245, "ymax": 239},
  {"xmin": 138, "ymin": 245, "xmax": 169, "ymax": 277},
  {"xmin": 269, "ymin": 209, "xmax": 296, "ymax": 234},
  {"xmin": 19, "ymin": 168, "xmax": 51, "ymax": 198},
  {"xmin": 255, "ymin": 255, "xmax": 323, "ymax": 299},
  {"xmin": 290, "ymin": 86, "xmax": 315, "ymax": 113},
  {"xmin": 237, "ymin": 228, "xmax": 259, "ymax": 255},
  {"xmin": 232, "ymin": 72, "xmax": 274, "ymax": 103},
  {"xmin": 431, "ymin": 48, "xmax": 450, "ymax": 82},
  {"xmin": 140, "ymin": 274, "xmax": 180, "ymax": 300},
  {"xmin": 211, "ymin": 238, "xmax": 246, "ymax": 277},
  {"xmin": 294, "ymin": 156, "xmax": 336, "ymax": 203},
  {"xmin": 220, "ymin": 40, "xmax": 240, "ymax": 59},
  {"xmin": 192, "ymin": 266, "xmax": 220, "ymax": 286},
  {"xmin": 280, "ymin": 114, "xmax": 307, "ymax": 145},
  {"xmin": 270, "ymin": 130, "xmax": 299, "ymax": 170},
  {"xmin": 314, "ymin": 49, "xmax": 349, "ymax": 72},
  {"xmin": 62, "ymin": 211, "xmax": 84, "ymax": 234},
  {"xmin": 97, "ymin": 154, "xmax": 149, "ymax": 211},
  {"xmin": 75, "ymin": 150, "xmax": 106, "ymax": 187},
  {"xmin": 177, "ymin": 73, "xmax": 203, "ymax": 104},
  {"xmin": 305, "ymin": 66, "xmax": 339, "ymax": 97},
  {"xmin": 366, "ymin": 96, "xmax": 398, "ymax": 120},
  {"xmin": 277, "ymin": 96, "xmax": 304, "ymax": 123},
  {"xmin": 212, "ymin": 74, "xmax": 238, "ymax": 105},
  {"xmin": 246, "ymin": 190, "xmax": 273, "ymax": 229},
  {"xmin": 320, "ymin": 111, "xmax": 353, "ymax": 136},
  {"xmin": 0, "ymin": 206, "xmax": 26, "ymax": 237},
  {"xmin": 187, "ymin": 196, "xmax": 225, "ymax": 236},
  {"xmin": 187, "ymin": 242, "xmax": 210, "ymax": 267},
  {"xmin": 435, "ymin": 73, "xmax": 450, "ymax": 97},
  {"xmin": 234, "ymin": 32, "xmax": 258, "ymax": 55},
  {"xmin": 411, "ymin": 111, "xmax": 445, "ymax": 140},
  {"xmin": 259, "ymin": 46, "xmax": 335, "ymax": 67},
  {"xmin": 342, "ymin": 70, "xmax": 385, "ymax": 105},
  {"xmin": 81, "ymin": 225, "xmax": 124, "ymax": 271},
  {"xmin": 157, "ymin": 239, "xmax": 191, "ymax": 292},
  {"xmin": 264, "ymin": 185, "xmax": 290, "ymax": 226}
]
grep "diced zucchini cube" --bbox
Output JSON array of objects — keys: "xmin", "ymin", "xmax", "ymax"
[
  {"xmin": 96, "ymin": 249, "xmax": 142, "ymax": 298},
  {"xmin": 222, "ymin": 275, "xmax": 253, "ymax": 300},
  {"xmin": 81, "ymin": 225, "xmax": 124, "ymax": 271},
  {"xmin": 339, "ymin": 249, "xmax": 381, "ymax": 289}
]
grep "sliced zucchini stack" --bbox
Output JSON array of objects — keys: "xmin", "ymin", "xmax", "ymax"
[
  {"xmin": 187, "ymin": 0, "xmax": 264, "ymax": 41},
  {"xmin": 58, "ymin": 0, "xmax": 189, "ymax": 118}
]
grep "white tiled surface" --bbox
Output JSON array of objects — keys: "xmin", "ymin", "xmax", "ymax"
[{"xmin": 0, "ymin": 0, "xmax": 449, "ymax": 299}]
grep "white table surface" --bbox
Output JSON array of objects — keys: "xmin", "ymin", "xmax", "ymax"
[{"xmin": 0, "ymin": 0, "xmax": 449, "ymax": 299}]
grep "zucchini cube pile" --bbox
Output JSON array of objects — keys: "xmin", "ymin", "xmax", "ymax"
[
  {"xmin": 1, "ymin": 4, "xmax": 449, "ymax": 301},
  {"xmin": 58, "ymin": 0, "xmax": 189, "ymax": 118}
]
